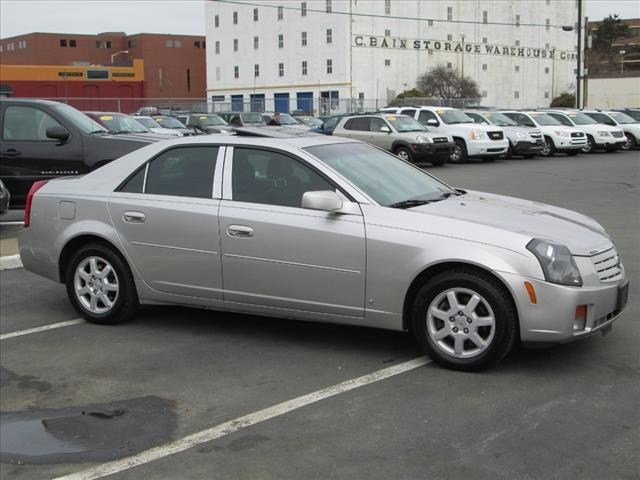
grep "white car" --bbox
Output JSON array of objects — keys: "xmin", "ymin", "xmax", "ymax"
[
  {"xmin": 381, "ymin": 106, "xmax": 508, "ymax": 162},
  {"xmin": 134, "ymin": 116, "xmax": 183, "ymax": 137},
  {"xmin": 543, "ymin": 110, "xmax": 626, "ymax": 153},
  {"xmin": 501, "ymin": 111, "xmax": 586, "ymax": 157},
  {"xmin": 581, "ymin": 110, "xmax": 640, "ymax": 151}
]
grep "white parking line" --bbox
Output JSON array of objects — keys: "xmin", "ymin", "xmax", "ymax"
[
  {"xmin": 0, "ymin": 254, "xmax": 23, "ymax": 270},
  {"xmin": 54, "ymin": 356, "xmax": 431, "ymax": 480},
  {"xmin": 0, "ymin": 221, "xmax": 24, "ymax": 226},
  {"xmin": 0, "ymin": 319, "xmax": 85, "ymax": 341}
]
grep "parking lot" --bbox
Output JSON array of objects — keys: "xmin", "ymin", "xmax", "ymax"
[{"xmin": 1, "ymin": 151, "xmax": 638, "ymax": 480}]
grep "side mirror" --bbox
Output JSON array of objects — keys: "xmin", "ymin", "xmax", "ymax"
[
  {"xmin": 380, "ymin": 125, "xmax": 391, "ymax": 133},
  {"xmin": 46, "ymin": 126, "xmax": 70, "ymax": 144},
  {"xmin": 427, "ymin": 119, "xmax": 439, "ymax": 126},
  {"xmin": 301, "ymin": 190, "xmax": 343, "ymax": 212}
]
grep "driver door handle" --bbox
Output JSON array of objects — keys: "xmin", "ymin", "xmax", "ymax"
[
  {"xmin": 227, "ymin": 225, "xmax": 254, "ymax": 238},
  {"xmin": 1, "ymin": 149, "xmax": 21, "ymax": 157},
  {"xmin": 123, "ymin": 211, "xmax": 146, "ymax": 223}
]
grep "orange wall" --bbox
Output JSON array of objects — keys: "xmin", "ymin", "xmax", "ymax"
[{"xmin": 0, "ymin": 59, "xmax": 144, "ymax": 81}]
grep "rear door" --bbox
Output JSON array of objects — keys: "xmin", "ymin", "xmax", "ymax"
[
  {"xmin": 367, "ymin": 117, "xmax": 393, "ymax": 150},
  {"xmin": 339, "ymin": 117, "xmax": 371, "ymax": 142},
  {"xmin": 108, "ymin": 145, "xmax": 224, "ymax": 300}
]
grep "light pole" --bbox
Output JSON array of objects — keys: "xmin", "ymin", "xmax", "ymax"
[{"xmin": 110, "ymin": 50, "xmax": 129, "ymax": 64}]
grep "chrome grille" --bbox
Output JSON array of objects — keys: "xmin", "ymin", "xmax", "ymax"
[
  {"xmin": 591, "ymin": 248, "xmax": 623, "ymax": 283},
  {"xmin": 611, "ymin": 131, "xmax": 624, "ymax": 138},
  {"xmin": 529, "ymin": 133, "xmax": 542, "ymax": 139},
  {"xmin": 488, "ymin": 131, "xmax": 504, "ymax": 140},
  {"xmin": 433, "ymin": 137, "xmax": 449, "ymax": 143},
  {"xmin": 571, "ymin": 132, "xmax": 584, "ymax": 138}
]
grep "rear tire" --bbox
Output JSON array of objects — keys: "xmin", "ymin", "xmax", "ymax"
[
  {"xmin": 66, "ymin": 243, "xmax": 138, "ymax": 325},
  {"xmin": 411, "ymin": 269, "xmax": 517, "ymax": 371}
]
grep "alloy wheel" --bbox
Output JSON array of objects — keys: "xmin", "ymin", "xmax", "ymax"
[{"xmin": 74, "ymin": 256, "xmax": 120, "ymax": 314}]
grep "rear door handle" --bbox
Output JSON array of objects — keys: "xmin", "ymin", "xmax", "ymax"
[
  {"xmin": 123, "ymin": 211, "xmax": 146, "ymax": 223},
  {"xmin": 227, "ymin": 225, "xmax": 254, "ymax": 238},
  {"xmin": 1, "ymin": 149, "xmax": 21, "ymax": 157}
]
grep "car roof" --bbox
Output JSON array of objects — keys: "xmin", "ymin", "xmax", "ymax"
[
  {"xmin": 142, "ymin": 133, "xmax": 356, "ymax": 149},
  {"xmin": 0, "ymin": 98, "xmax": 69, "ymax": 107}
]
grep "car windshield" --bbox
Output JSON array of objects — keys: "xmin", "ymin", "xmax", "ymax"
[
  {"xmin": 154, "ymin": 116, "xmax": 187, "ymax": 128},
  {"xmin": 564, "ymin": 112, "xmax": 597, "ymax": 125},
  {"xmin": 484, "ymin": 112, "xmax": 517, "ymax": 126},
  {"xmin": 386, "ymin": 116, "xmax": 426, "ymax": 132},
  {"xmin": 135, "ymin": 117, "xmax": 161, "ymax": 128},
  {"xmin": 276, "ymin": 114, "xmax": 300, "ymax": 125},
  {"xmin": 305, "ymin": 143, "xmax": 456, "ymax": 207},
  {"xmin": 55, "ymin": 104, "xmax": 108, "ymax": 134},
  {"xmin": 437, "ymin": 109, "xmax": 474, "ymax": 125},
  {"xmin": 242, "ymin": 113, "xmax": 266, "ymax": 125},
  {"xmin": 608, "ymin": 112, "xmax": 636, "ymax": 124},
  {"xmin": 96, "ymin": 114, "xmax": 149, "ymax": 133},
  {"xmin": 529, "ymin": 113, "xmax": 562, "ymax": 126},
  {"xmin": 198, "ymin": 114, "xmax": 227, "ymax": 126}
]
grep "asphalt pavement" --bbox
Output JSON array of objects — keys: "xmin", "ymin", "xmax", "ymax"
[{"xmin": 1, "ymin": 151, "xmax": 638, "ymax": 480}]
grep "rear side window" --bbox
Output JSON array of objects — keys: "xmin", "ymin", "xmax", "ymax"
[
  {"xmin": 344, "ymin": 117, "xmax": 370, "ymax": 131},
  {"xmin": 401, "ymin": 109, "xmax": 417, "ymax": 118},
  {"xmin": 2, "ymin": 106, "xmax": 63, "ymax": 141},
  {"xmin": 119, "ymin": 146, "xmax": 219, "ymax": 199}
]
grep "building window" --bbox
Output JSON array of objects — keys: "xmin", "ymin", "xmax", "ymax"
[
  {"xmin": 234, "ymin": 39, "xmax": 238, "ymax": 52},
  {"xmin": 546, "ymin": 0, "xmax": 550, "ymax": 4},
  {"xmin": 301, "ymin": 31, "xmax": 307, "ymax": 46},
  {"xmin": 233, "ymin": 11, "xmax": 238, "ymax": 24},
  {"xmin": 302, "ymin": 60, "xmax": 308, "ymax": 75},
  {"xmin": 187, "ymin": 68, "xmax": 191, "ymax": 92},
  {"xmin": 447, "ymin": 62, "xmax": 452, "ymax": 69},
  {"xmin": 515, "ymin": 40, "xmax": 520, "ymax": 46},
  {"xmin": 385, "ymin": 29, "xmax": 391, "ymax": 37},
  {"xmin": 482, "ymin": 64, "xmax": 487, "ymax": 71},
  {"xmin": 301, "ymin": 2, "xmax": 307, "ymax": 16},
  {"xmin": 254, "ymin": 36, "xmax": 259, "ymax": 49},
  {"xmin": 326, "ymin": 0, "xmax": 332, "ymax": 13},
  {"xmin": 254, "ymin": 64, "xmax": 260, "ymax": 77},
  {"xmin": 515, "ymin": 14, "xmax": 520, "ymax": 26},
  {"xmin": 545, "ymin": 19, "xmax": 550, "ymax": 31},
  {"xmin": 174, "ymin": 40, "xmax": 181, "ymax": 48},
  {"xmin": 545, "ymin": 67, "xmax": 550, "ymax": 74},
  {"xmin": 18, "ymin": 40, "xmax": 27, "ymax": 49},
  {"xmin": 447, "ymin": 34, "xmax": 452, "ymax": 41},
  {"xmin": 482, "ymin": 37, "xmax": 488, "ymax": 44},
  {"xmin": 482, "ymin": 11, "xmax": 488, "ymax": 24},
  {"xmin": 214, "ymin": 15, "xmax": 219, "ymax": 27},
  {"xmin": 544, "ymin": 91, "xmax": 550, "ymax": 99},
  {"xmin": 385, "ymin": 59, "xmax": 391, "ymax": 66},
  {"xmin": 385, "ymin": 0, "xmax": 391, "ymax": 15},
  {"xmin": 165, "ymin": 40, "xmax": 173, "ymax": 48},
  {"xmin": 0, "ymin": 45, "xmax": 3, "ymax": 53},
  {"xmin": 514, "ymin": 91, "xmax": 520, "ymax": 99},
  {"xmin": 545, "ymin": 42, "xmax": 550, "ymax": 50},
  {"xmin": 234, "ymin": 66, "xmax": 239, "ymax": 78},
  {"xmin": 279, "ymin": 63, "xmax": 284, "ymax": 77},
  {"xmin": 69, "ymin": 39, "xmax": 77, "ymax": 48},
  {"xmin": 278, "ymin": 34, "xmax": 284, "ymax": 48},
  {"xmin": 194, "ymin": 41, "xmax": 200, "ymax": 48},
  {"xmin": 254, "ymin": 8, "xmax": 259, "ymax": 21},
  {"xmin": 326, "ymin": 59, "xmax": 333, "ymax": 74},
  {"xmin": 216, "ymin": 67, "xmax": 221, "ymax": 81},
  {"xmin": 326, "ymin": 28, "xmax": 332, "ymax": 43},
  {"xmin": 482, "ymin": 91, "xmax": 487, "ymax": 97},
  {"xmin": 447, "ymin": 7, "xmax": 453, "ymax": 21},
  {"xmin": 428, "ymin": 19, "xmax": 434, "ymax": 26},
  {"xmin": 278, "ymin": 5, "xmax": 283, "ymax": 20},
  {"xmin": 60, "ymin": 39, "xmax": 67, "ymax": 47},
  {"xmin": 515, "ymin": 65, "xmax": 520, "ymax": 72},
  {"xmin": 215, "ymin": 41, "xmax": 220, "ymax": 54}
]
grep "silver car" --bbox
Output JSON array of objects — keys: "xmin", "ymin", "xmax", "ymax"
[{"xmin": 19, "ymin": 136, "xmax": 629, "ymax": 371}]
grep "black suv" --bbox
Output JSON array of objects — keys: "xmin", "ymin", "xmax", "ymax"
[{"xmin": 0, "ymin": 99, "xmax": 161, "ymax": 207}]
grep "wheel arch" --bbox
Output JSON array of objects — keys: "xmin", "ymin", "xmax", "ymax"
[
  {"xmin": 59, "ymin": 234, "xmax": 127, "ymax": 283},
  {"xmin": 401, "ymin": 261, "xmax": 520, "ymax": 334},
  {"xmin": 391, "ymin": 140, "xmax": 412, "ymax": 152}
]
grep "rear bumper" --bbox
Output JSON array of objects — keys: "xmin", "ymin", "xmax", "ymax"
[{"xmin": 18, "ymin": 228, "xmax": 60, "ymax": 282}]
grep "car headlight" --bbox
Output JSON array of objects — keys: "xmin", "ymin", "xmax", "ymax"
[
  {"xmin": 554, "ymin": 130, "xmax": 571, "ymax": 137},
  {"xmin": 515, "ymin": 132, "xmax": 529, "ymax": 139},
  {"xmin": 470, "ymin": 129, "xmax": 486, "ymax": 140},
  {"xmin": 597, "ymin": 131, "xmax": 610, "ymax": 137},
  {"xmin": 527, "ymin": 239, "xmax": 583, "ymax": 286},
  {"xmin": 415, "ymin": 135, "xmax": 432, "ymax": 143}
]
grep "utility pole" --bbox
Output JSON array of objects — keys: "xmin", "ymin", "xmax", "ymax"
[{"xmin": 576, "ymin": 0, "xmax": 582, "ymax": 108}]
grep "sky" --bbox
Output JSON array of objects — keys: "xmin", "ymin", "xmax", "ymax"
[{"xmin": 1, "ymin": 0, "xmax": 639, "ymax": 39}]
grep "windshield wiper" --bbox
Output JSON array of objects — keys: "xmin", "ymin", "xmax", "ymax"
[
  {"xmin": 89, "ymin": 130, "xmax": 108, "ymax": 135},
  {"xmin": 389, "ymin": 192, "xmax": 460, "ymax": 209}
]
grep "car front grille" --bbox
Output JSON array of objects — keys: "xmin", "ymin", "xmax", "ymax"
[
  {"xmin": 611, "ymin": 131, "xmax": 624, "ymax": 138},
  {"xmin": 433, "ymin": 137, "xmax": 449, "ymax": 143},
  {"xmin": 488, "ymin": 131, "xmax": 504, "ymax": 140},
  {"xmin": 571, "ymin": 132, "xmax": 584, "ymax": 138},
  {"xmin": 530, "ymin": 133, "xmax": 542, "ymax": 139},
  {"xmin": 591, "ymin": 247, "xmax": 623, "ymax": 283}
]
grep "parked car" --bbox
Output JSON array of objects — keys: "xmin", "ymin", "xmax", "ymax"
[
  {"xmin": 84, "ymin": 112, "xmax": 173, "ymax": 140},
  {"xmin": 0, "ymin": 99, "xmax": 161, "ymax": 207},
  {"xmin": 19, "ymin": 135, "xmax": 628, "ymax": 371},
  {"xmin": 501, "ymin": 111, "xmax": 587, "ymax": 157},
  {"xmin": 133, "ymin": 115, "xmax": 183, "ymax": 137},
  {"xmin": 0, "ymin": 179, "xmax": 9, "ymax": 214},
  {"xmin": 176, "ymin": 113, "xmax": 232, "ymax": 134},
  {"xmin": 581, "ymin": 110, "xmax": 640, "ymax": 151},
  {"xmin": 314, "ymin": 113, "xmax": 356, "ymax": 135},
  {"xmin": 151, "ymin": 115, "xmax": 195, "ymax": 136},
  {"xmin": 612, "ymin": 108, "xmax": 640, "ymax": 122},
  {"xmin": 464, "ymin": 110, "xmax": 544, "ymax": 158},
  {"xmin": 217, "ymin": 112, "xmax": 266, "ymax": 127},
  {"xmin": 381, "ymin": 106, "xmax": 508, "ymax": 162},
  {"xmin": 295, "ymin": 116, "xmax": 324, "ymax": 128},
  {"xmin": 332, "ymin": 113, "xmax": 454, "ymax": 166},
  {"xmin": 541, "ymin": 110, "xmax": 625, "ymax": 153},
  {"xmin": 261, "ymin": 112, "xmax": 310, "ymax": 130}
]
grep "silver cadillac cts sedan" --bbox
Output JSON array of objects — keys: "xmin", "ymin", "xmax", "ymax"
[{"xmin": 19, "ymin": 135, "xmax": 629, "ymax": 371}]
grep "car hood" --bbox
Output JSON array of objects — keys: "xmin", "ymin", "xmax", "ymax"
[{"xmin": 409, "ymin": 190, "xmax": 610, "ymax": 256}]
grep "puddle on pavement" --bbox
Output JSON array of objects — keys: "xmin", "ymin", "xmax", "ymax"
[{"xmin": 0, "ymin": 395, "xmax": 177, "ymax": 464}]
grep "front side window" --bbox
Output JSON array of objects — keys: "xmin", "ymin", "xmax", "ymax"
[
  {"xmin": 232, "ymin": 148, "xmax": 334, "ymax": 208},
  {"xmin": 370, "ymin": 117, "xmax": 388, "ymax": 132},
  {"xmin": 2, "ymin": 106, "xmax": 63, "ymax": 141},
  {"xmin": 417, "ymin": 110, "xmax": 438, "ymax": 125},
  {"xmin": 120, "ymin": 146, "xmax": 219, "ymax": 199}
]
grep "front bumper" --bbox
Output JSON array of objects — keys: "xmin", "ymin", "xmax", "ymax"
[
  {"xmin": 467, "ymin": 139, "xmax": 509, "ymax": 157},
  {"xmin": 411, "ymin": 142, "xmax": 455, "ymax": 162},
  {"xmin": 513, "ymin": 140, "xmax": 545, "ymax": 155},
  {"xmin": 500, "ymin": 271, "xmax": 629, "ymax": 344},
  {"xmin": 555, "ymin": 137, "xmax": 587, "ymax": 151}
]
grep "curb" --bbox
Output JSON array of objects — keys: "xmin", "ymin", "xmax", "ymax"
[{"xmin": 0, "ymin": 254, "xmax": 23, "ymax": 270}]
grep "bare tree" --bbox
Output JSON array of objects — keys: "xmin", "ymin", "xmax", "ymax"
[{"xmin": 417, "ymin": 65, "xmax": 480, "ymax": 100}]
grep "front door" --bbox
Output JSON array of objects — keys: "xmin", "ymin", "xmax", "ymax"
[{"xmin": 219, "ymin": 146, "xmax": 366, "ymax": 318}]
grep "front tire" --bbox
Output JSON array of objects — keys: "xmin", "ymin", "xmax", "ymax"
[
  {"xmin": 582, "ymin": 135, "xmax": 595, "ymax": 153},
  {"xmin": 449, "ymin": 139, "xmax": 468, "ymax": 163},
  {"xmin": 622, "ymin": 133, "xmax": 636, "ymax": 151},
  {"xmin": 66, "ymin": 243, "xmax": 138, "ymax": 325},
  {"xmin": 395, "ymin": 146, "xmax": 414, "ymax": 163},
  {"xmin": 411, "ymin": 269, "xmax": 517, "ymax": 371},
  {"xmin": 541, "ymin": 136, "xmax": 556, "ymax": 157}
]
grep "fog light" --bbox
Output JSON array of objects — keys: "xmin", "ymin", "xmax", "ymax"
[
  {"xmin": 573, "ymin": 305, "xmax": 587, "ymax": 331},
  {"xmin": 524, "ymin": 281, "xmax": 537, "ymax": 304}
]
